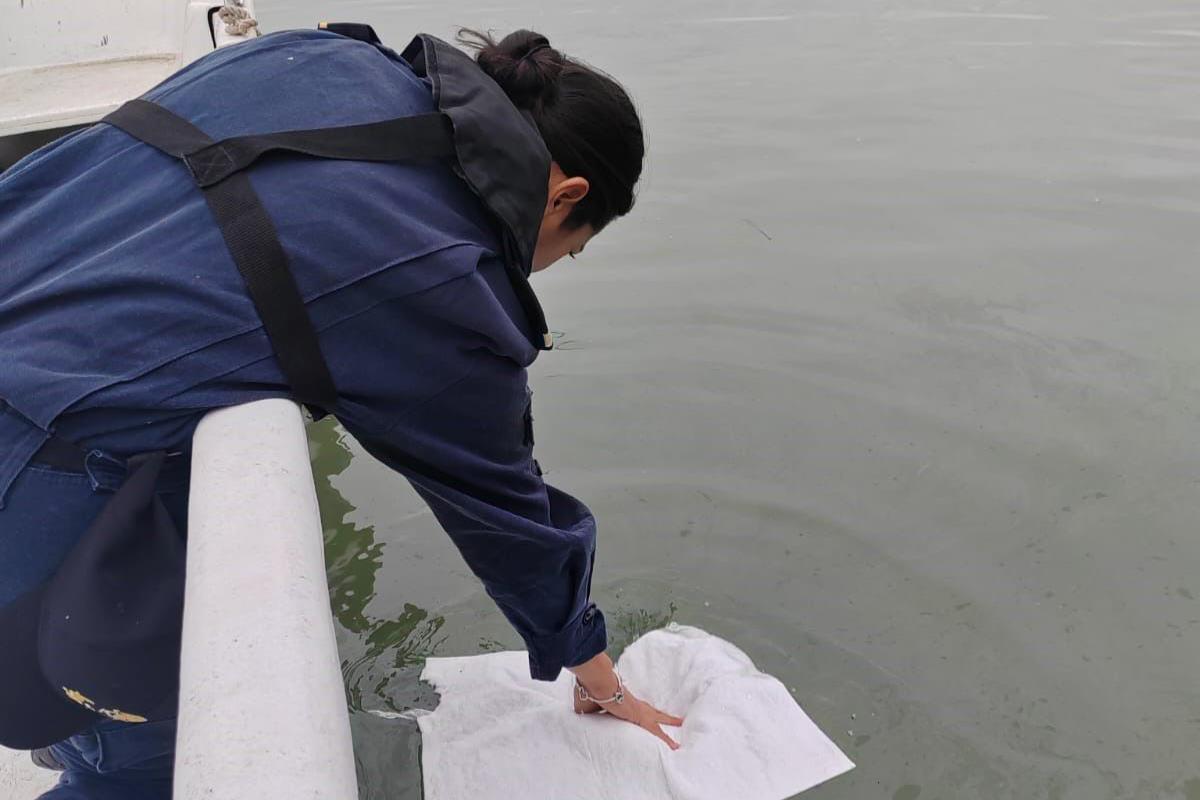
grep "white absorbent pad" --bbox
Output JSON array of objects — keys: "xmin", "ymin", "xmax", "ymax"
[{"xmin": 415, "ymin": 623, "xmax": 854, "ymax": 800}]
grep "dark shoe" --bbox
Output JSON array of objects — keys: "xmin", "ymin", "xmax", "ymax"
[{"xmin": 30, "ymin": 747, "xmax": 65, "ymax": 771}]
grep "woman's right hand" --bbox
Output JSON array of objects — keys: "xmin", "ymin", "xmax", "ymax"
[{"xmin": 568, "ymin": 652, "xmax": 685, "ymax": 750}]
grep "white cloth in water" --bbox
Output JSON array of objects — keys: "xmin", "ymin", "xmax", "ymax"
[{"xmin": 416, "ymin": 623, "xmax": 854, "ymax": 800}]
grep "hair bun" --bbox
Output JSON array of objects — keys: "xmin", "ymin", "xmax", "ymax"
[{"xmin": 460, "ymin": 29, "xmax": 563, "ymax": 108}]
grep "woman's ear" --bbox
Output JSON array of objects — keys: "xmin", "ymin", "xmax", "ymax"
[{"xmin": 546, "ymin": 176, "xmax": 590, "ymax": 219}]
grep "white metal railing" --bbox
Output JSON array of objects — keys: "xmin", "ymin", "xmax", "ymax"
[{"xmin": 174, "ymin": 399, "xmax": 357, "ymax": 799}]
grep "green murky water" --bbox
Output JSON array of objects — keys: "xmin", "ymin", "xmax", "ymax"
[{"xmin": 262, "ymin": 2, "xmax": 1200, "ymax": 797}]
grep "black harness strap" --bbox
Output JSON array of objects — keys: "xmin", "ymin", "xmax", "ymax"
[
  {"xmin": 103, "ymin": 100, "xmax": 333, "ymax": 410},
  {"xmin": 101, "ymin": 99, "xmax": 457, "ymax": 412},
  {"xmin": 103, "ymin": 99, "xmax": 211, "ymax": 156},
  {"xmin": 184, "ymin": 115, "xmax": 456, "ymax": 187},
  {"xmin": 318, "ymin": 22, "xmax": 382, "ymax": 45}
]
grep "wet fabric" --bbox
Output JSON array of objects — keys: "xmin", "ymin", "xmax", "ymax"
[
  {"xmin": 412, "ymin": 624, "xmax": 855, "ymax": 800},
  {"xmin": 0, "ymin": 29, "xmax": 605, "ymax": 683}
]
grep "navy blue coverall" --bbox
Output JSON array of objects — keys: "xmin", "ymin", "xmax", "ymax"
[{"xmin": 0, "ymin": 30, "xmax": 606, "ymax": 798}]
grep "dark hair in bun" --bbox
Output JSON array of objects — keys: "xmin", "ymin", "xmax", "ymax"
[{"xmin": 458, "ymin": 28, "xmax": 644, "ymax": 232}]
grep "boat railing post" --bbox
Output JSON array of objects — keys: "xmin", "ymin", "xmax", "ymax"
[{"xmin": 173, "ymin": 398, "xmax": 357, "ymax": 799}]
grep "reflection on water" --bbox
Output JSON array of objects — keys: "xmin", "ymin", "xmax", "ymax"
[
  {"xmin": 309, "ymin": 419, "xmax": 445, "ymax": 715},
  {"xmin": 312, "ymin": 409, "xmax": 684, "ymax": 702},
  {"xmin": 309, "ymin": 418, "xmax": 687, "ymax": 798},
  {"xmin": 310, "ymin": 418, "xmax": 443, "ymax": 799},
  {"xmin": 611, "ymin": 601, "xmax": 678, "ymax": 654}
]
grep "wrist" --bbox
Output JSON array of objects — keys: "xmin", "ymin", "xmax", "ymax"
[
  {"xmin": 567, "ymin": 651, "xmax": 617, "ymax": 694},
  {"xmin": 574, "ymin": 668, "xmax": 625, "ymax": 708}
]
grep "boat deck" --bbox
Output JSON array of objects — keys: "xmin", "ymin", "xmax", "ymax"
[
  {"xmin": 0, "ymin": 746, "xmax": 56, "ymax": 799},
  {"xmin": 0, "ymin": 54, "xmax": 180, "ymax": 138}
]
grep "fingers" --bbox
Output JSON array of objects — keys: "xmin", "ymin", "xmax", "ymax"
[
  {"xmin": 646, "ymin": 721, "xmax": 680, "ymax": 751},
  {"xmin": 644, "ymin": 702, "xmax": 684, "ymax": 749},
  {"xmin": 575, "ymin": 687, "xmax": 686, "ymax": 749},
  {"xmin": 655, "ymin": 708, "xmax": 685, "ymax": 727}
]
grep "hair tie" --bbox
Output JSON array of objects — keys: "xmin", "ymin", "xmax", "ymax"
[{"xmin": 522, "ymin": 42, "xmax": 552, "ymax": 62}]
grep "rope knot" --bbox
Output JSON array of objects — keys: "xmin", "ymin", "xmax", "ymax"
[{"xmin": 217, "ymin": 4, "xmax": 259, "ymax": 37}]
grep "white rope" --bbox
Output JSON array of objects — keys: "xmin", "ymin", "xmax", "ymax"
[{"xmin": 217, "ymin": 2, "xmax": 259, "ymax": 37}]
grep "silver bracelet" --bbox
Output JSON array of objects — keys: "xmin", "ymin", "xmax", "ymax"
[{"xmin": 575, "ymin": 670, "xmax": 625, "ymax": 708}]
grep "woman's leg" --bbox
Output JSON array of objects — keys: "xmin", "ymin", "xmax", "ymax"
[{"xmin": 41, "ymin": 717, "xmax": 177, "ymax": 800}]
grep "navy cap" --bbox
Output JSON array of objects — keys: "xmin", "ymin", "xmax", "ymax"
[{"xmin": 0, "ymin": 452, "xmax": 186, "ymax": 749}]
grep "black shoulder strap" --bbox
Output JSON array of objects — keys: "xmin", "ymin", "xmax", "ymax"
[
  {"xmin": 101, "ymin": 99, "xmax": 456, "ymax": 413},
  {"xmin": 182, "ymin": 115, "xmax": 455, "ymax": 187},
  {"xmin": 317, "ymin": 22, "xmax": 382, "ymax": 45}
]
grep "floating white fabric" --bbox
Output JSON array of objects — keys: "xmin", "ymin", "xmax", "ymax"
[{"xmin": 415, "ymin": 623, "xmax": 854, "ymax": 800}]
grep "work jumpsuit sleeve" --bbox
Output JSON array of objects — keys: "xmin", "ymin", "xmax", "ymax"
[{"xmin": 334, "ymin": 304, "xmax": 607, "ymax": 681}]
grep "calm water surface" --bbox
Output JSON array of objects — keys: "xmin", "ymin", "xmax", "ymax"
[{"xmin": 260, "ymin": 2, "xmax": 1200, "ymax": 797}]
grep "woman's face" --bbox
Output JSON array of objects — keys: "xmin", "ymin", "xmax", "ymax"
[{"xmin": 532, "ymin": 163, "xmax": 596, "ymax": 272}]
